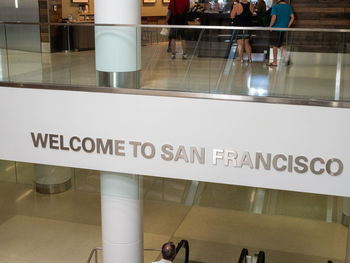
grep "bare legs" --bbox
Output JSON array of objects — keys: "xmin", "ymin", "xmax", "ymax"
[
  {"xmin": 171, "ymin": 38, "xmax": 187, "ymax": 58},
  {"xmin": 237, "ymin": 38, "xmax": 252, "ymax": 62},
  {"xmin": 244, "ymin": 39, "xmax": 252, "ymax": 62},
  {"xmin": 272, "ymin": 45, "xmax": 289, "ymax": 66}
]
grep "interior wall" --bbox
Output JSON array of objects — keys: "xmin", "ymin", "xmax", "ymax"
[
  {"xmin": 141, "ymin": 1, "xmax": 168, "ymax": 17},
  {"xmin": 62, "ymin": 0, "xmax": 94, "ymax": 19},
  {"xmin": 61, "ymin": 0, "xmax": 177, "ymax": 18}
]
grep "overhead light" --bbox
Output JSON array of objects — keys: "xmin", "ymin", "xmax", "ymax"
[{"xmin": 15, "ymin": 0, "xmax": 18, "ymax": 8}]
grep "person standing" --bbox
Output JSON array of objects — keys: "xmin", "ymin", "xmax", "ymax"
[
  {"xmin": 152, "ymin": 242, "xmax": 177, "ymax": 263},
  {"xmin": 230, "ymin": 0, "xmax": 254, "ymax": 63},
  {"xmin": 168, "ymin": 0, "xmax": 190, "ymax": 59},
  {"xmin": 267, "ymin": 0, "xmax": 295, "ymax": 66}
]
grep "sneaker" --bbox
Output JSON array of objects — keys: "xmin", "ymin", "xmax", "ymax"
[
  {"xmin": 167, "ymin": 46, "xmax": 171, "ymax": 53},
  {"xmin": 182, "ymin": 53, "xmax": 188, "ymax": 60},
  {"xmin": 171, "ymin": 54, "xmax": 176, "ymax": 59}
]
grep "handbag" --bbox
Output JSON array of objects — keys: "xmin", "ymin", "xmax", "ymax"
[{"xmin": 160, "ymin": 28, "xmax": 169, "ymax": 36}]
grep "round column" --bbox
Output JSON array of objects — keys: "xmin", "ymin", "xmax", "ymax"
[
  {"xmin": 94, "ymin": 0, "xmax": 141, "ymax": 88},
  {"xmin": 101, "ymin": 172, "xmax": 143, "ymax": 263},
  {"xmin": 34, "ymin": 164, "xmax": 73, "ymax": 194}
]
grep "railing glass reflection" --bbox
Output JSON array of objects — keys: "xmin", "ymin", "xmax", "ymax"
[{"xmin": 0, "ymin": 22, "xmax": 350, "ymax": 102}]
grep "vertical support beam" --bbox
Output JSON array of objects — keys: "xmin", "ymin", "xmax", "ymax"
[
  {"xmin": 101, "ymin": 172, "xmax": 143, "ymax": 263},
  {"xmin": 95, "ymin": 0, "xmax": 141, "ymax": 88}
]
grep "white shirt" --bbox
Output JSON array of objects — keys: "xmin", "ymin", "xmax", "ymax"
[{"xmin": 152, "ymin": 259, "xmax": 173, "ymax": 263}]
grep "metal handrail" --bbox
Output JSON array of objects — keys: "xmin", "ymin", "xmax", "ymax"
[
  {"xmin": 175, "ymin": 240, "xmax": 190, "ymax": 263},
  {"xmin": 86, "ymin": 247, "xmax": 161, "ymax": 263},
  {"xmin": 87, "ymin": 241, "xmax": 188, "ymax": 263},
  {"xmin": 1, "ymin": 21, "xmax": 350, "ymax": 33},
  {"xmin": 238, "ymin": 248, "xmax": 248, "ymax": 263},
  {"xmin": 86, "ymin": 247, "xmax": 102, "ymax": 263}
]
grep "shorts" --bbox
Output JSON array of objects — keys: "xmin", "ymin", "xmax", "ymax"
[
  {"xmin": 236, "ymin": 29, "xmax": 251, "ymax": 40},
  {"xmin": 169, "ymin": 14, "xmax": 187, "ymax": 39},
  {"xmin": 270, "ymin": 31, "xmax": 285, "ymax": 48}
]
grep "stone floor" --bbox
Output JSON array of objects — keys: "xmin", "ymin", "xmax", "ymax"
[{"xmin": 0, "ymin": 163, "xmax": 348, "ymax": 263}]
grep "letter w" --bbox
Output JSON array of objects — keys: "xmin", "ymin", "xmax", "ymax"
[{"xmin": 31, "ymin": 132, "xmax": 48, "ymax": 148}]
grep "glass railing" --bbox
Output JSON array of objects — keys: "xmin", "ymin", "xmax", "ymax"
[{"xmin": 1, "ymin": 22, "xmax": 350, "ymax": 103}]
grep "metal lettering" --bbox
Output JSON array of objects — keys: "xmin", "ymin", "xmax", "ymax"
[
  {"xmin": 114, "ymin": 140, "xmax": 125, "ymax": 156},
  {"xmin": 272, "ymin": 154, "xmax": 287, "ymax": 171},
  {"xmin": 294, "ymin": 156, "xmax": 308, "ymax": 174},
  {"xmin": 255, "ymin": 152, "xmax": 271, "ymax": 170},
  {"xmin": 96, "ymin": 138, "xmax": 113, "ymax": 155},
  {"xmin": 31, "ymin": 132, "xmax": 48, "ymax": 148},
  {"xmin": 212, "ymin": 149, "xmax": 224, "ymax": 165},
  {"xmin": 82, "ymin": 137, "xmax": 95, "ymax": 153},
  {"xmin": 288, "ymin": 155, "xmax": 293, "ymax": 172},
  {"xmin": 141, "ymin": 142, "xmax": 155, "ymax": 159},
  {"xmin": 238, "ymin": 151, "xmax": 253, "ymax": 169},
  {"xmin": 310, "ymin": 157, "xmax": 325, "ymax": 175},
  {"xmin": 224, "ymin": 150, "xmax": 238, "ymax": 167},
  {"xmin": 174, "ymin": 146, "xmax": 189, "ymax": 163},
  {"xmin": 326, "ymin": 158, "xmax": 343, "ymax": 176},
  {"xmin": 69, "ymin": 136, "xmax": 81, "ymax": 152},
  {"xmin": 129, "ymin": 141, "xmax": 141, "ymax": 157},
  {"xmin": 49, "ymin": 134, "xmax": 59, "ymax": 150},
  {"xmin": 190, "ymin": 147, "xmax": 205, "ymax": 164},
  {"xmin": 59, "ymin": 135, "xmax": 69, "ymax": 151},
  {"xmin": 161, "ymin": 144, "xmax": 174, "ymax": 161}
]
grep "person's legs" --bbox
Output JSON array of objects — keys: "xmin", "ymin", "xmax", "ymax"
[
  {"xmin": 279, "ymin": 45, "xmax": 289, "ymax": 63},
  {"xmin": 244, "ymin": 38, "xmax": 252, "ymax": 62},
  {"xmin": 167, "ymin": 36, "xmax": 172, "ymax": 52},
  {"xmin": 237, "ymin": 39, "xmax": 244, "ymax": 62},
  {"xmin": 171, "ymin": 38, "xmax": 176, "ymax": 58},
  {"xmin": 272, "ymin": 46, "xmax": 278, "ymax": 65},
  {"xmin": 181, "ymin": 39, "xmax": 187, "ymax": 59}
]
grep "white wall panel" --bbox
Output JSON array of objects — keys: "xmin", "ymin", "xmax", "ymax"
[{"xmin": 0, "ymin": 87, "xmax": 349, "ymax": 197}]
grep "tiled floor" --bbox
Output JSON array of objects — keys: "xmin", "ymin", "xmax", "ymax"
[{"xmin": 0, "ymin": 165, "xmax": 348, "ymax": 263}]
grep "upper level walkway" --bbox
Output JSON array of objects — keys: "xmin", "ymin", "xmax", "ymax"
[{"xmin": 0, "ymin": 22, "xmax": 350, "ymax": 106}]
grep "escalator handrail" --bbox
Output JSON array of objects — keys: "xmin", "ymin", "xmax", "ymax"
[
  {"xmin": 175, "ymin": 240, "xmax": 190, "ymax": 263},
  {"xmin": 238, "ymin": 248, "xmax": 249, "ymax": 263},
  {"xmin": 257, "ymin": 251, "xmax": 265, "ymax": 263}
]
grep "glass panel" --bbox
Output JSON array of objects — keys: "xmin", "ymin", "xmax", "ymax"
[
  {"xmin": 74, "ymin": 168, "xmax": 100, "ymax": 192},
  {"xmin": 16, "ymin": 162, "xmax": 34, "ymax": 185},
  {"xmin": 0, "ymin": 24, "xmax": 9, "ymax": 81},
  {"xmin": 1, "ymin": 23, "xmax": 350, "ymax": 104},
  {"xmin": 0, "ymin": 160, "xmax": 16, "ymax": 183}
]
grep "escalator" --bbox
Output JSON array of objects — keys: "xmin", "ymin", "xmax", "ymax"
[
  {"xmin": 238, "ymin": 248, "xmax": 265, "ymax": 263},
  {"xmin": 173, "ymin": 240, "xmax": 190, "ymax": 263},
  {"xmin": 86, "ymin": 240, "xmax": 189, "ymax": 263}
]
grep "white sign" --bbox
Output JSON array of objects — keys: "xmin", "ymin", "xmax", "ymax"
[{"xmin": 0, "ymin": 87, "xmax": 349, "ymax": 197}]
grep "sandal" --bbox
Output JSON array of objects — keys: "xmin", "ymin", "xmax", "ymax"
[{"xmin": 266, "ymin": 63, "xmax": 277, "ymax": 67}]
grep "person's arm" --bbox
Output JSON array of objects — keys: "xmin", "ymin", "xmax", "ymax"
[
  {"xmin": 269, "ymin": 14, "xmax": 276, "ymax": 27},
  {"xmin": 249, "ymin": 3, "xmax": 255, "ymax": 14},
  {"xmin": 288, "ymin": 13, "xmax": 295, "ymax": 27},
  {"xmin": 230, "ymin": 4, "xmax": 238, "ymax": 19},
  {"xmin": 166, "ymin": 9, "xmax": 172, "ymax": 23}
]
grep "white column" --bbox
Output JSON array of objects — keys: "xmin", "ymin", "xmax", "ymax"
[
  {"xmin": 94, "ymin": 0, "xmax": 141, "ymax": 88},
  {"xmin": 344, "ymin": 197, "xmax": 350, "ymax": 263},
  {"xmin": 101, "ymin": 172, "xmax": 143, "ymax": 263},
  {"xmin": 94, "ymin": 1, "xmax": 143, "ymax": 261}
]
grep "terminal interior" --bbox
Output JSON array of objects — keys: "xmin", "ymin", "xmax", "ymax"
[
  {"xmin": 0, "ymin": 0, "xmax": 350, "ymax": 263},
  {"xmin": 0, "ymin": 162, "xmax": 348, "ymax": 263}
]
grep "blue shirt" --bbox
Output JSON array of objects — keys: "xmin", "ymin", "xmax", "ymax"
[{"xmin": 271, "ymin": 2, "xmax": 293, "ymax": 28}]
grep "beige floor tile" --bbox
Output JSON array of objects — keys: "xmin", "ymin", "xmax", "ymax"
[
  {"xmin": 144, "ymin": 200, "xmax": 191, "ymax": 236},
  {"xmin": 174, "ymin": 206, "xmax": 347, "ymax": 260},
  {"xmin": 0, "ymin": 215, "xmax": 102, "ymax": 263}
]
